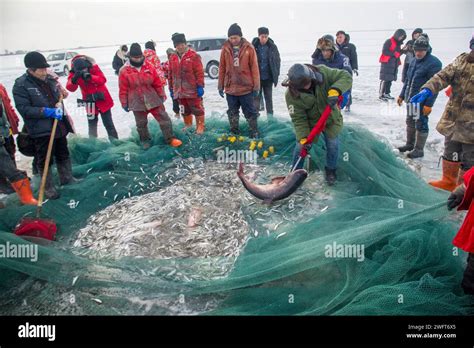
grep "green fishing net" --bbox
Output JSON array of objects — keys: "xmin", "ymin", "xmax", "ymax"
[{"xmin": 0, "ymin": 114, "xmax": 472, "ymax": 315}]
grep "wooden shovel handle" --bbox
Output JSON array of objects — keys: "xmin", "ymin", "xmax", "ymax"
[{"xmin": 36, "ymin": 96, "xmax": 63, "ymax": 217}]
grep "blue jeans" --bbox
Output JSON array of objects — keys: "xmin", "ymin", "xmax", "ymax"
[
  {"xmin": 406, "ymin": 105, "xmax": 429, "ymax": 133},
  {"xmin": 226, "ymin": 92, "xmax": 258, "ymax": 120},
  {"xmin": 292, "ymin": 132, "xmax": 339, "ymax": 170}
]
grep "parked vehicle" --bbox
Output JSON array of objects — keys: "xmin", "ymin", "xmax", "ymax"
[
  {"xmin": 46, "ymin": 51, "xmax": 79, "ymax": 76},
  {"xmin": 187, "ymin": 37, "xmax": 226, "ymax": 79}
]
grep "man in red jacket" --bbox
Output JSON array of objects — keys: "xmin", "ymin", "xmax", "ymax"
[
  {"xmin": 119, "ymin": 43, "xmax": 182, "ymax": 149},
  {"xmin": 67, "ymin": 55, "xmax": 118, "ymax": 140},
  {"xmin": 447, "ymin": 167, "xmax": 474, "ymax": 295},
  {"xmin": 0, "ymin": 82, "xmax": 37, "ymax": 206},
  {"xmin": 168, "ymin": 33, "xmax": 205, "ymax": 135}
]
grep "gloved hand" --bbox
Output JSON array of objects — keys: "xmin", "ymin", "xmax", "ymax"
[
  {"xmin": 300, "ymin": 138, "xmax": 312, "ymax": 150},
  {"xmin": 71, "ymin": 72, "xmax": 81, "ymax": 84},
  {"xmin": 410, "ymin": 88, "xmax": 433, "ymax": 104},
  {"xmin": 353, "ymin": 69, "xmax": 359, "ymax": 76},
  {"xmin": 218, "ymin": 89, "xmax": 225, "ymax": 98},
  {"xmin": 422, "ymin": 106, "xmax": 432, "ymax": 116},
  {"xmin": 82, "ymin": 71, "xmax": 92, "ymax": 81},
  {"xmin": 170, "ymin": 89, "xmax": 174, "ymax": 99},
  {"xmin": 397, "ymin": 96, "xmax": 404, "ymax": 106},
  {"xmin": 327, "ymin": 88, "xmax": 340, "ymax": 108},
  {"xmin": 252, "ymin": 90, "xmax": 260, "ymax": 98},
  {"xmin": 43, "ymin": 107, "xmax": 63, "ymax": 120},
  {"xmin": 122, "ymin": 105, "xmax": 129, "ymax": 113},
  {"xmin": 197, "ymin": 86, "xmax": 204, "ymax": 98},
  {"xmin": 447, "ymin": 184, "xmax": 466, "ymax": 211}
]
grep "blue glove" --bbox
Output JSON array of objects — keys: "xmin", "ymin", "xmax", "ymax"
[
  {"xmin": 218, "ymin": 89, "xmax": 225, "ymax": 98},
  {"xmin": 169, "ymin": 89, "xmax": 174, "ymax": 99},
  {"xmin": 43, "ymin": 107, "xmax": 63, "ymax": 120},
  {"xmin": 197, "ymin": 86, "xmax": 204, "ymax": 98},
  {"xmin": 340, "ymin": 91, "xmax": 351, "ymax": 109},
  {"xmin": 122, "ymin": 106, "xmax": 129, "ymax": 112},
  {"xmin": 410, "ymin": 88, "xmax": 433, "ymax": 104}
]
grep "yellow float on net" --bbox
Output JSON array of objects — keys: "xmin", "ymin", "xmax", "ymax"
[
  {"xmin": 217, "ymin": 137, "xmax": 223, "ymax": 142},
  {"xmin": 228, "ymin": 136, "xmax": 237, "ymax": 143},
  {"xmin": 257, "ymin": 141, "xmax": 264, "ymax": 149},
  {"xmin": 249, "ymin": 141, "xmax": 257, "ymax": 151},
  {"xmin": 238, "ymin": 136, "xmax": 245, "ymax": 142},
  {"xmin": 268, "ymin": 146, "xmax": 275, "ymax": 154},
  {"xmin": 262, "ymin": 150, "xmax": 269, "ymax": 159}
]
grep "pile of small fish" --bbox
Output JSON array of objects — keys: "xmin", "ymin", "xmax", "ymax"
[
  {"xmin": 70, "ymin": 158, "xmax": 334, "ymax": 314},
  {"xmin": 73, "ymin": 158, "xmax": 251, "ymax": 281}
]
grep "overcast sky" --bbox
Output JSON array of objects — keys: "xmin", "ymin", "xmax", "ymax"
[{"xmin": 1, "ymin": 0, "xmax": 473, "ymax": 52}]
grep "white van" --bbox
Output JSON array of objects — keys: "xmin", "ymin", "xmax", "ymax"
[
  {"xmin": 187, "ymin": 37, "xmax": 227, "ymax": 79},
  {"xmin": 46, "ymin": 51, "xmax": 79, "ymax": 76}
]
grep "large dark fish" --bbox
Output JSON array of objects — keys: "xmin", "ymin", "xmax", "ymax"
[{"xmin": 237, "ymin": 163, "xmax": 308, "ymax": 204}]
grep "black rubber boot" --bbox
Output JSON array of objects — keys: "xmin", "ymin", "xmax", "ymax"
[
  {"xmin": 398, "ymin": 126, "xmax": 416, "ymax": 153},
  {"xmin": 57, "ymin": 159, "xmax": 80, "ymax": 186},
  {"xmin": 247, "ymin": 116, "xmax": 260, "ymax": 139},
  {"xmin": 407, "ymin": 131, "xmax": 428, "ymax": 159},
  {"xmin": 325, "ymin": 167, "xmax": 337, "ymax": 186},
  {"xmin": 40, "ymin": 170, "xmax": 60, "ymax": 200},
  {"xmin": 0, "ymin": 177, "xmax": 14, "ymax": 194},
  {"xmin": 227, "ymin": 111, "xmax": 241, "ymax": 135}
]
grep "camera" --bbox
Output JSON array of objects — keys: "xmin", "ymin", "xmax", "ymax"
[{"xmin": 85, "ymin": 92, "xmax": 105, "ymax": 102}]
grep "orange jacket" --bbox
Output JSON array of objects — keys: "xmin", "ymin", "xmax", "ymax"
[
  {"xmin": 218, "ymin": 38, "xmax": 260, "ymax": 96},
  {"xmin": 0, "ymin": 83, "xmax": 20, "ymax": 134}
]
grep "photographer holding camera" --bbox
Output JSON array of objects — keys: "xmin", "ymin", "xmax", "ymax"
[{"xmin": 66, "ymin": 55, "xmax": 118, "ymax": 140}]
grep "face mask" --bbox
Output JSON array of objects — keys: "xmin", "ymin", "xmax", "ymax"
[{"xmin": 130, "ymin": 58, "xmax": 144, "ymax": 67}]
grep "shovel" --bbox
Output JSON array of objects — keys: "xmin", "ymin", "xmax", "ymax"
[{"xmin": 14, "ymin": 97, "xmax": 64, "ymax": 241}]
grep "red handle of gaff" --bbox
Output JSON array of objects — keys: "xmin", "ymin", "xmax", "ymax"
[{"xmin": 299, "ymin": 96, "xmax": 343, "ymax": 158}]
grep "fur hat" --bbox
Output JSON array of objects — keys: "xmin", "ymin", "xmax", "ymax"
[
  {"xmin": 317, "ymin": 36, "xmax": 336, "ymax": 51},
  {"xmin": 171, "ymin": 33, "xmax": 186, "ymax": 47}
]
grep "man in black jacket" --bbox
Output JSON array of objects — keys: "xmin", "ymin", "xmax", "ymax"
[
  {"xmin": 13, "ymin": 51, "xmax": 77, "ymax": 200},
  {"xmin": 401, "ymin": 28, "xmax": 423, "ymax": 83},
  {"xmin": 252, "ymin": 27, "xmax": 281, "ymax": 117},
  {"xmin": 336, "ymin": 30, "xmax": 358, "ymax": 111}
]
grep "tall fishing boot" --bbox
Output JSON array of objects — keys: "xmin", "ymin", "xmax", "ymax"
[
  {"xmin": 57, "ymin": 159, "xmax": 80, "ymax": 186},
  {"xmin": 429, "ymin": 159, "xmax": 460, "ymax": 192},
  {"xmin": 39, "ymin": 170, "xmax": 60, "ymax": 200},
  {"xmin": 398, "ymin": 126, "xmax": 416, "ymax": 153},
  {"xmin": 228, "ymin": 111, "xmax": 240, "ymax": 135},
  {"xmin": 137, "ymin": 126, "xmax": 152, "ymax": 150},
  {"xmin": 195, "ymin": 115, "xmax": 205, "ymax": 135},
  {"xmin": 325, "ymin": 167, "xmax": 337, "ymax": 186},
  {"xmin": 247, "ymin": 117, "xmax": 260, "ymax": 139},
  {"xmin": 0, "ymin": 176, "xmax": 14, "ymax": 194},
  {"xmin": 407, "ymin": 131, "xmax": 428, "ymax": 159},
  {"xmin": 11, "ymin": 178, "xmax": 38, "ymax": 206},
  {"xmin": 159, "ymin": 119, "xmax": 182, "ymax": 148},
  {"xmin": 182, "ymin": 115, "xmax": 193, "ymax": 131}
]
